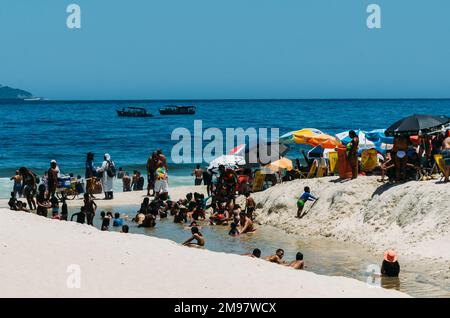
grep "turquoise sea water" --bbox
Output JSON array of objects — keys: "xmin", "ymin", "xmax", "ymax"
[{"xmin": 0, "ymin": 99, "xmax": 449, "ymax": 197}]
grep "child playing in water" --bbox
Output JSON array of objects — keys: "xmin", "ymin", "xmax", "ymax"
[
  {"xmin": 297, "ymin": 186, "xmax": 318, "ymax": 218},
  {"xmin": 228, "ymin": 222, "xmax": 240, "ymax": 236},
  {"xmin": 182, "ymin": 226, "xmax": 205, "ymax": 247}
]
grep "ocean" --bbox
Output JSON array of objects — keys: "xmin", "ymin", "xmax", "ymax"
[{"xmin": 0, "ymin": 99, "xmax": 449, "ymax": 198}]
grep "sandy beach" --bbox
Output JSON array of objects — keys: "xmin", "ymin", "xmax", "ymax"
[{"xmin": 0, "ymin": 207, "xmax": 406, "ymax": 298}]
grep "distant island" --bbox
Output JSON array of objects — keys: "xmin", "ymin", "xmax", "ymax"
[{"xmin": 0, "ymin": 85, "xmax": 35, "ymax": 100}]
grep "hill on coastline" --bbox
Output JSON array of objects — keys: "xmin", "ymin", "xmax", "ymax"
[{"xmin": 0, "ymin": 85, "xmax": 32, "ymax": 100}]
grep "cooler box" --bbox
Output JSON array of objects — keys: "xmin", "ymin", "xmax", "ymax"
[
  {"xmin": 337, "ymin": 147, "xmax": 353, "ymax": 179},
  {"xmin": 57, "ymin": 177, "xmax": 72, "ymax": 189}
]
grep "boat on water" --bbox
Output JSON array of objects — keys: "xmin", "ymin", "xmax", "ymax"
[
  {"xmin": 159, "ymin": 105, "xmax": 196, "ymax": 115},
  {"xmin": 116, "ymin": 106, "xmax": 153, "ymax": 117}
]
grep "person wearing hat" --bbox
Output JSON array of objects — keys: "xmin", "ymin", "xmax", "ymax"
[
  {"xmin": 381, "ymin": 250, "xmax": 400, "ymax": 277},
  {"xmin": 442, "ymin": 129, "xmax": 450, "ymax": 183}
]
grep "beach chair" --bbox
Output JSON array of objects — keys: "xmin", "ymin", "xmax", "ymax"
[
  {"xmin": 307, "ymin": 160, "xmax": 318, "ymax": 178},
  {"xmin": 328, "ymin": 151, "xmax": 338, "ymax": 175},
  {"xmin": 434, "ymin": 154, "xmax": 446, "ymax": 180}
]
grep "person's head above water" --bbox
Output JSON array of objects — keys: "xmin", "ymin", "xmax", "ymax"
[
  {"xmin": 349, "ymin": 130, "xmax": 357, "ymax": 138},
  {"xmin": 114, "ymin": 212, "xmax": 120, "ymax": 219},
  {"xmin": 296, "ymin": 252, "xmax": 304, "ymax": 261},
  {"xmin": 100, "ymin": 211, "xmax": 106, "ymax": 218},
  {"xmin": 276, "ymin": 249, "xmax": 284, "ymax": 259},
  {"xmin": 230, "ymin": 222, "xmax": 237, "ymax": 229},
  {"xmin": 252, "ymin": 248, "xmax": 261, "ymax": 258},
  {"xmin": 304, "ymin": 186, "xmax": 310, "ymax": 193},
  {"xmin": 122, "ymin": 225, "xmax": 129, "ymax": 233}
]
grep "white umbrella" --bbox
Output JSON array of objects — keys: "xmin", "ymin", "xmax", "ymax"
[{"xmin": 207, "ymin": 155, "xmax": 246, "ymax": 171}]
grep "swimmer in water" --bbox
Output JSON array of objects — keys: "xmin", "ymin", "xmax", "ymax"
[
  {"xmin": 228, "ymin": 222, "xmax": 240, "ymax": 236},
  {"xmin": 182, "ymin": 226, "xmax": 205, "ymax": 247},
  {"xmin": 242, "ymin": 248, "xmax": 261, "ymax": 258},
  {"xmin": 265, "ymin": 249, "xmax": 286, "ymax": 264},
  {"xmin": 288, "ymin": 252, "xmax": 305, "ymax": 269}
]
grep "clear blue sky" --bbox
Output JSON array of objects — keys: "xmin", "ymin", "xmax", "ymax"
[{"xmin": 1, "ymin": 0, "xmax": 449, "ymax": 99}]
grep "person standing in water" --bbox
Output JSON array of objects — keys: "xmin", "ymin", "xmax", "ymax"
[
  {"xmin": 192, "ymin": 164, "xmax": 203, "ymax": 186},
  {"xmin": 182, "ymin": 226, "xmax": 205, "ymax": 247},
  {"xmin": 10, "ymin": 170, "xmax": 23, "ymax": 198},
  {"xmin": 122, "ymin": 172, "xmax": 132, "ymax": 191},
  {"xmin": 85, "ymin": 152, "xmax": 96, "ymax": 199},
  {"xmin": 297, "ymin": 186, "xmax": 318, "ymax": 218},
  {"xmin": 442, "ymin": 130, "xmax": 450, "ymax": 183},
  {"xmin": 83, "ymin": 193, "xmax": 97, "ymax": 226},
  {"xmin": 347, "ymin": 130, "xmax": 359, "ymax": 179},
  {"xmin": 244, "ymin": 192, "xmax": 256, "ymax": 220},
  {"xmin": 146, "ymin": 151, "xmax": 158, "ymax": 196}
]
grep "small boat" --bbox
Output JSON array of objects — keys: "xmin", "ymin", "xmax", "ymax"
[
  {"xmin": 159, "ymin": 105, "xmax": 196, "ymax": 115},
  {"xmin": 116, "ymin": 107, "xmax": 153, "ymax": 117}
]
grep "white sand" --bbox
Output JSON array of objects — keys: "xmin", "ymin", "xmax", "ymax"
[
  {"xmin": 0, "ymin": 208, "xmax": 406, "ymax": 298},
  {"xmin": 242, "ymin": 176, "xmax": 450, "ymax": 262}
]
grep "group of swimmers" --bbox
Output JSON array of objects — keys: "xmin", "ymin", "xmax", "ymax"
[{"xmin": 242, "ymin": 248, "xmax": 305, "ymax": 270}]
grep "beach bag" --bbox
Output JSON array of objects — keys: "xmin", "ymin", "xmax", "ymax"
[{"xmin": 106, "ymin": 161, "xmax": 116, "ymax": 178}]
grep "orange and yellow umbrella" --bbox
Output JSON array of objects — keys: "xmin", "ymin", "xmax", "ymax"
[
  {"xmin": 263, "ymin": 157, "xmax": 293, "ymax": 171},
  {"xmin": 293, "ymin": 128, "xmax": 342, "ymax": 149}
]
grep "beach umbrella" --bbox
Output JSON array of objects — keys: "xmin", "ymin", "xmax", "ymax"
[
  {"xmin": 279, "ymin": 131, "xmax": 298, "ymax": 145},
  {"xmin": 294, "ymin": 128, "xmax": 341, "ymax": 149},
  {"xmin": 365, "ymin": 129, "xmax": 394, "ymax": 144},
  {"xmin": 244, "ymin": 141, "xmax": 289, "ymax": 166},
  {"xmin": 229, "ymin": 144, "xmax": 246, "ymax": 156},
  {"xmin": 385, "ymin": 114, "xmax": 450, "ymax": 137},
  {"xmin": 263, "ymin": 157, "xmax": 293, "ymax": 172},
  {"xmin": 336, "ymin": 130, "xmax": 391, "ymax": 155},
  {"xmin": 207, "ymin": 155, "xmax": 246, "ymax": 171}
]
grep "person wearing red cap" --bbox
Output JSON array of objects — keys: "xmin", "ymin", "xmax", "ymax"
[
  {"xmin": 381, "ymin": 250, "xmax": 400, "ymax": 277},
  {"xmin": 442, "ymin": 130, "xmax": 450, "ymax": 182}
]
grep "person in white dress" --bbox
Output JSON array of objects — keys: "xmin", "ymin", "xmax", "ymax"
[{"xmin": 97, "ymin": 153, "xmax": 115, "ymax": 200}]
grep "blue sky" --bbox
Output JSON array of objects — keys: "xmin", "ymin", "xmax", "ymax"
[{"xmin": 0, "ymin": 0, "xmax": 449, "ymax": 99}]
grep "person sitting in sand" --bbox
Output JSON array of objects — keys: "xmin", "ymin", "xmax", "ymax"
[
  {"xmin": 242, "ymin": 248, "xmax": 261, "ymax": 258},
  {"xmin": 265, "ymin": 249, "xmax": 286, "ymax": 264},
  {"xmin": 378, "ymin": 151, "xmax": 394, "ymax": 182},
  {"xmin": 15, "ymin": 201, "xmax": 30, "ymax": 212},
  {"xmin": 182, "ymin": 226, "xmax": 205, "ymax": 247},
  {"xmin": 71, "ymin": 207, "xmax": 87, "ymax": 224},
  {"xmin": 113, "ymin": 212, "xmax": 124, "ymax": 227},
  {"xmin": 442, "ymin": 130, "xmax": 450, "ymax": 183},
  {"xmin": 245, "ymin": 192, "xmax": 256, "ymax": 220},
  {"xmin": 381, "ymin": 250, "xmax": 400, "ymax": 277},
  {"xmin": 228, "ymin": 222, "xmax": 240, "ymax": 236},
  {"xmin": 8, "ymin": 192, "xmax": 17, "ymax": 210},
  {"xmin": 121, "ymin": 225, "xmax": 129, "ymax": 233},
  {"xmin": 238, "ymin": 211, "xmax": 255, "ymax": 234},
  {"xmin": 289, "ymin": 252, "xmax": 305, "ymax": 270},
  {"xmin": 297, "ymin": 186, "xmax": 317, "ymax": 218}
]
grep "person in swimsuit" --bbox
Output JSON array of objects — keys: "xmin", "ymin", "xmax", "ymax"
[
  {"xmin": 265, "ymin": 249, "xmax": 286, "ymax": 264},
  {"xmin": 393, "ymin": 135, "xmax": 409, "ymax": 181},
  {"xmin": 242, "ymin": 248, "xmax": 261, "ymax": 258},
  {"xmin": 192, "ymin": 164, "xmax": 203, "ymax": 186},
  {"xmin": 19, "ymin": 167, "xmax": 37, "ymax": 210},
  {"xmin": 442, "ymin": 130, "xmax": 450, "ymax": 183},
  {"xmin": 182, "ymin": 226, "xmax": 205, "ymax": 247},
  {"xmin": 245, "ymin": 192, "xmax": 256, "ymax": 220},
  {"xmin": 83, "ymin": 193, "xmax": 97, "ymax": 226},
  {"xmin": 122, "ymin": 172, "xmax": 132, "ymax": 191},
  {"xmin": 238, "ymin": 211, "xmax": 255, "ymax": 234},
  {"xmin": 289, "ymin": 252, "xmax": 305, "ymax": 269},
  {"xmin": 11, "ymin": 170, "xmax": 23, "ymax": 198},
  {"xmin": 47, "ymin": 160, "xmax": 59, "ymax": 200},
  {"xmin": 36, "ymin": 184, "xmax": 51, "ymax": 217},
  {"xmin": 347, "ymin": 130, "xmax": 359, "ymax": 179},
  {"xmin": 146, "ymin": 152, "xmax": 158, "ymax": 196},
  {"xmin": 297, "ymin": 186, "xmax": 317, "ymax": 218}
]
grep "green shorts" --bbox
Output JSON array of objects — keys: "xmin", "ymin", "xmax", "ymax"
[{"xmin": 297, "ymin": 200, "xmax": 305, "ymax": 208}]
